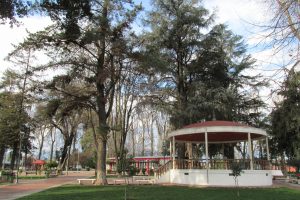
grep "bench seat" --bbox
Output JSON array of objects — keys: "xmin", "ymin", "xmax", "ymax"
[
  {"xmin": 77, "ymin": 178, "xmax": 96, "ymax": 184},
  {"xmin": 114, "ymin": 179, "xmax": 128, "ymax": 185}
]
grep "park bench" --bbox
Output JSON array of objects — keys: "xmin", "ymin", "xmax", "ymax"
[
  {"xmin": 114, "ymin": 178, "xmax": 128, "ymax": 185},
  {"xmin": 77, "ymin": 178, "xmax": 96, "ymax": 185},
  {"xmin": 136, "ymin": 179, "xmax": 155, "ymax": 184},
  {"xmin": 133, "ymin": 176, "xmax": 155, "ymax": 185},
  {"xmin": 288, "ymin": 177, "xmax": 300, "ymax": 184}
]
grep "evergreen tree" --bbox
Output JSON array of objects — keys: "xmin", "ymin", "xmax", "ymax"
[
  {"xmin": 270, "ymin": 69, "xmax": 300, "ymax": 160},
  {"xmin": 141, "ymin": 0, "xmax": 265, "ymax": 159},
  {"xmin": 0, "ymin": 91, "xmax": 30, "ymax": 170}
]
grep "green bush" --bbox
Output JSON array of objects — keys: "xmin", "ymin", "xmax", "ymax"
[
  {"xmin": 127, "ymin": 166, "xmax": 137, "ymax": 176},
  {"xmin": 45, "ymin": 161, "xmax": 58, "ymax": 169},
  {"xmin": 0, "ymin": 171, "xmax": 15, "ymax": 183},
  {"xmin": 142, "ymin": 168, "xmax": 146, "ymax": 175},
  {"xmin": 149, "ymin": 169, "xmax": 154, "ymax": 176}
]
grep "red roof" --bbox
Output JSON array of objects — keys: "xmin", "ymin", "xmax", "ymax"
[
  {"xmin": 169, "ymin": 120, "xmax": 266, "ymax": 143},
  {"xmin": 184, "ymin": 121, "xmax": 249, "ymax": 128},
  {"xmin": 32, "ymin": 160, "xmax": 46, "ymax": 165}
]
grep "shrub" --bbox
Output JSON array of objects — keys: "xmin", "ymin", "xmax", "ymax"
[
  {"xmin": 127, "ymin": 166, "xmax": 137, "ymax": 176},
  {"xmin": 45, "ymin": 161, "xmax": 58, "ymax": 169},
  {"xmin": 149, "ymin": 169, "xmax": 154, "ymax": 176}
]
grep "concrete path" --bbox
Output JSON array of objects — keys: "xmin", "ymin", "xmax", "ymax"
[
  {"xmin": 273, "ymin": 179, "xmax": 300, "ymax": 190},
  {"xmin": 0, "ymin": 171, "xmax": 94, "ymax": 200}
]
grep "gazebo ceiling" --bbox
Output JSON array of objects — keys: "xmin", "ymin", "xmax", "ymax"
[{"xmin": 168, "ymin": 120, "xmax": 267, "ymax": 143}]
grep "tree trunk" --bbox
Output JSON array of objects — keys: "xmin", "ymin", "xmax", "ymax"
[
  {"xmin": 142, "ymin": 122, "xmax": 145, "ymax": 156},
  {"xmin": 50, "ymin": 128, "xmax": 56, "ymax": 162},
  {"xmin": 95, "ymin": 139, "xmax": 108, "ymax": 185},
  {"xmin": 66, "ymin": 143, "xmax": 71, "ymax": 171},
  {"xmin": 243, "ymin": 142, "xmax": 246, "ymax": 160},
  {"xmin": 94, "ymin": 0, "xmax": 110, "ymax": 185},
  {"xmin": 177, "ymin": 143, "xmax": 186, "ymax": 159},
  {"xmin": 10, "ymin": 142, "xmax": 18, "ymax": 170},
  {"xmin": 24, "ymin": 146, "xmax": 28, "ymax": 170},
  {"xmin": 150, "ymin": 120, "xmax": 154, "ymax": 156},
  {"xmin": 0, "ymin": 146, "xmax": 5, "ymax": 169},
  {"xmin": 38, "ymin": 135, "xmax": 44, "ymax": 160},
  {"xmin": 72, "ymin": 135, "xmax": 77, "ymax": 168},
  {"xmin": 50, "ymin": 140, "xmax": 55, "ymax": 162},
  {"xmin": 59, "ymin": 135, "xmax": 74, "ymax": 170},
  {"xmin": 131, "ymin": 128, "xmax": 135, "ymax": 157}
]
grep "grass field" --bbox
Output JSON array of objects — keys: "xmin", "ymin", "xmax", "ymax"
[{"xmin": 17, "ymin": 185, "xmax": 300, "ymax": 200}]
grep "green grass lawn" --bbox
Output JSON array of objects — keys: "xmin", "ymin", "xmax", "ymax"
[{"xmin": 16, "ymin": 185, "xmax": 300, "ymax": 200}]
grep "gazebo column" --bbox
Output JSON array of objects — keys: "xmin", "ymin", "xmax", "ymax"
[
  {"xmin": 205, "ymin": 131, "xmax": 209, "ymax": 184},
  {"xmin": 248, "ymin": 132, "xmax": 253, "ymax": 170},
  {"xmin": 172, "ymin": 136, "xmax": 175, "ymax": 169},
  {"xmin": 266, "ymin": 136, "xmax": 271, "ymax": 169},
  {"xmin": 266, "ymin": 136, "xmax": 270, "ymax": 161},
  {"xmin": 169, "ymin": 139, "xmax": 172, "ymax": 162}
]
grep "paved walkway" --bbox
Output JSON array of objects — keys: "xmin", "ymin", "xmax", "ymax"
[
  {"xmin": 0, "ymin": 171, "xmax": 94, "ymax": 200},
  {"xmin": 273, "ymin": 179, "xmax": 300, "ymax": 190}
]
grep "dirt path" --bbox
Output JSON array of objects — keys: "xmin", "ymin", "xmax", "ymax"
[{"xmin": 0, "ymin": 171, "xmax": 94, "ymax": 200}]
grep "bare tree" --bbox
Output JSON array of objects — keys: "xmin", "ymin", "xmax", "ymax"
[
  {"xmin": 260, "ymin": 0, "xmax": 300, "ymax": 63},
  {"xmin": 49, "ymin": 127, "xmax": 56, "ymax": 162},
  {"xmin": 35, "ymin": 124, "xmax": 49, "ymax": 160},
  {"xmin": 110, "ymin": 68, "xmax": 138, "ymax": 174}
]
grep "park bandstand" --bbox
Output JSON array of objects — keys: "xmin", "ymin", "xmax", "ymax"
[{"xmin": 155, "ymin": 121, "xmax": 281, "ymax": 186}]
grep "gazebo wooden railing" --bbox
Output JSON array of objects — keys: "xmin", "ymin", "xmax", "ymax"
[
  {"xmin": 155, "ymin": 160, "xmax": 172, "ymax": 178},
  {"xmin": 174, "ymin": 159, "xmax": 271, "ymax": 170},
  {"xmin": 156, "ymin": 159, "xmax": 271, "ymax": 178}
]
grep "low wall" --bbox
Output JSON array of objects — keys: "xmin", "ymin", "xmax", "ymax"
[
  {"xmin": 156, "ymin": 170, "xmax": 171, "ymax": 184},
  {"xmin": 167, "ymin": 169, "xmax": 272, "ymax": 186}
]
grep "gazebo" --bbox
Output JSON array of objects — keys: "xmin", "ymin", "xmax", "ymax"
[
  {"xmin": 32, "ymin": 159, "xmax": 46, "ymax": 172},
  {"xmin": 155, "ymin": 121, "xmax": 278, "ymax": 186}
]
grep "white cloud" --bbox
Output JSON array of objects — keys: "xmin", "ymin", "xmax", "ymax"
[
  {"xmin": 0, "ymin": 1, "xmax": 292, "ymax": 113},
  {"xmin": 0, "ymin": 16, "xmax": 52, "ymax": 75},
  {"xmin": 204, "ymin": 0, "xmax": 269, "ymax": 36}
]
